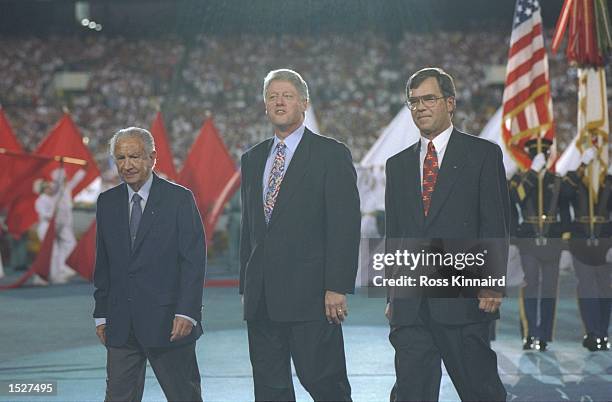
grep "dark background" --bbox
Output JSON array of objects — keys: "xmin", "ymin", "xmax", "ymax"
[{"xmin": 0, "ymin": 0, "xmax": 568, "ymax": 37}]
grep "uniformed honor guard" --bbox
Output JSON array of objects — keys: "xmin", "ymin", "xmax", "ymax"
[
  {"xmin": 509, "ymin": 138, "xmax": 564, "ymax": 351},
  {"xmin": 561, "ymin": 147, "xmax": 611, "ymax": 351}
]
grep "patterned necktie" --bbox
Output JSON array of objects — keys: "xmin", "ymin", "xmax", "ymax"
[
  {"xmin": 422, "ymin": 141, "xmax": 439, "ymax": 216},
  {"xmin": 264, "ymin": 142, "xmax": 287, "ymax": 224},
  {"xmin": 130, "ymin": 193, "xmax": 142, "ymax": 246}
]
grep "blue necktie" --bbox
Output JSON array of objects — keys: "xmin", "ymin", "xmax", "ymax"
[{"xmin": 130, "ymin": 193, "xmax": 142, "ymax": 246}]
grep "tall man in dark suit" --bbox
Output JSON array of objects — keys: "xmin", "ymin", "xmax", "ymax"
[
  {"xmin": 385, "ymin": 68, "xmax": 509, "ymax": 401},
  {"xmin": 240, "ymin": 69, "xmax": 361, "ymax": 401},
  {"xmin": 93, "ymin": 127, "xmax": 206, "ymax": 402}
]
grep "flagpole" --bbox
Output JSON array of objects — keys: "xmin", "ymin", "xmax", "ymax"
[
  {"xmin": 536, "ymin": 136, "xmax": 544, "ymax": 241},
  {"xmin": 552, "ymin": 0, "xmax": 611, "ymax": 243},
  {"xmin": 587, "ymin": 161, "xmax": 595, "ymax": 240},
  {"xmin": 0, "ymin": 148, "xmax": 87, "ymax": 167}
]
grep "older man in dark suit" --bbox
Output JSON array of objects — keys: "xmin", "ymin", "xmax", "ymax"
[
  {"xmin": 93, "ymin": 127, "xmax": 206, "ymax": 402},
  {"xmin": 239, "ymin": 69, "xmax": 361, "ymax": 401},
  {"xmin": 385, "ymin": 68, "xmax": 509, "ymax": 401}
]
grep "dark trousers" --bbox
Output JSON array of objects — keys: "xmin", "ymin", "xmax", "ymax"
[
  {"xmin": 246, "ymin": 297, "xmax": 351, "ymax": 402},
  {"xmin": 519, "ymin": 251, "xmax": 560, "ymax": 342},
  {"xmin": 574, "ymin": 258, "xmax": 612, "ymax": 337},
  {"xmin": 105, "ymin": 329, "xmax": 202, "ymax": 402},
  {"xmin": 389, "ymin": 301, "xmax": 506, "ymax": 402}
]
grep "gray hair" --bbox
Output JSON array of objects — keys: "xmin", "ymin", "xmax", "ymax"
[
  {"xmin": 262, "ymin": 69, "xmax": 309, "ymax": 102},
  {"xmin": 109, "ymin": 127, "xmax": 155, "ymax": 157}
]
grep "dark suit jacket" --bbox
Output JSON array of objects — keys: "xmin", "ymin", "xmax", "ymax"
[
  {"xmin": 239, "ymin": 128, "xmax": 361, "ymax": 322},
  {"xmin": 93, "ymin": 173, "xmax": 206, "ymax": 348},
  {"xmin": 385, "ymin": 129, "xmax": 510, "ymax": 325}
]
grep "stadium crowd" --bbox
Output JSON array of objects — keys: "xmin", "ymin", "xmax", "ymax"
[{"xmin": 0, "ymin": 29, "xmax": 600, "ymax": 171}]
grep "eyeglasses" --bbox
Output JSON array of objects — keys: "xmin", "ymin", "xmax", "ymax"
[{"xmin": 406, "ymin": 95, "xmax": 447, "ymax": 110}]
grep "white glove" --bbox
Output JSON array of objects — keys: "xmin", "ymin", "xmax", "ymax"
[
  {"xmin": 50, "ymin": 168, "xmax": 66, "ymax": 182},
  {"xmin": 606, "ymin": 248, "xmax": 612, "ymax": 263},
  {"xmin": 530, "ymin": 153, "xmax": 546, "ymax": 172},
  {"xmin": 607, "ymin": 163, "xmax": 612, "ymax": 176},
  {"xmin": 559, "ymin": 250, "xmax": 573, "ymax": 272},
  {"xmin": 506, "ymin": 245, "xmax": 525, "ymax": 287},
  {"xmin": 581, "ymin": 148, "xmax": 596, "ymax": 165}
]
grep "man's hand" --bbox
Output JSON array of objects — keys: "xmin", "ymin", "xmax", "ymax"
[
  {"xmin": 170, "ymin": 316, "xmax": 194, "ymax": 342},
  {"xmin": 477, "ymin": 289, "xmax": 503, "ymax": 313},
  {"xmin": 96, "ymin": 324, "xmax": 107, "ymax": 345},
  {"xmin": 385, "ymin": 303, "xmax": 391, "ymax": 321},
  {"xmin": 325, "ymin": 290, "xmax": 348, "ymax": 324}
]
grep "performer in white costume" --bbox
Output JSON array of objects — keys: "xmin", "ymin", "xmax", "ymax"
[{"xmin": 34, "ymin": 168, "xmax": 85, "ymax": 284}]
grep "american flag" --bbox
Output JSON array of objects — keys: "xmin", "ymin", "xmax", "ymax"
[{"xmin": 501, "ymin": 0, "xmax": 555, "ymax": 171}]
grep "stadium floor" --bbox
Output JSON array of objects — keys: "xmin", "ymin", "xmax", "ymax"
[{"xmin": 0, "ymin": 272, "xmax": 610, "ymax": 402}]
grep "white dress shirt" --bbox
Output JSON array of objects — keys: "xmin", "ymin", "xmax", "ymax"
[
  {"xmin": 419, "ymin": 125, "xmax": 454, "ymax": 189},
  {"xmin": 262, "ymin": 124, "xmax": 305, "ymax": 201}
]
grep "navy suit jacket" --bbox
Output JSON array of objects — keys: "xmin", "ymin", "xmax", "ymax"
[
  {"xmin": 239, "ymin": 129, "xmax": 361, "ymax": 322},
  {"xmin": 93, "ymin": 173, "xmax": 206, "ymax": 348},
  {"xmin": 385, "ymin": 130, "xmax": 510, "ymax": 325}
]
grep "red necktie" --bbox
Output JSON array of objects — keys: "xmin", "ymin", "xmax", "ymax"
[{"xmin": 422, "ymin": 141, "xmax": 439, "ymax": 216}]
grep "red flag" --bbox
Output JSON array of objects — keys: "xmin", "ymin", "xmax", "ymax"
[
  {"xmin": 552, "ymin": 0, "xmax": 612, "ymax": 66},
  {"xmin": 35, "ymin": 113, "xmax": 100, "ymax": 196},
  {"xmin": 150, "ymin": 111, "xmax": 178, "ymax": 181},
  {"xmin": 5, "ymin": 114, "xmax": 101, "ymax": 236},
  {"xmin": 66, "ymin": 220, "xmax": 96, "ymax": 281},
  {"xmin": 0, "ymin": 217, "xmax": 55, "ymax": 290},
  {"xmin": 0, "ymin": 151, "xmax": 55, "ymax": 238},
  {"xmin": 0, "ymin": 151, "xmax": 54, "ymax": 208},
  {"xmin": 178, "ymin": 118, "xmax": 240, "ymax": 240},
  {"xmin": 501, "ymin": 0, "xmax": 555, "ymax": 171},
  {"xmin": 0, "ymin": 108, "xmax": 23, "ymax": 152},
  {"xmin": 0, "ymin": 110, "xmax": 26, "ymax": 202}
]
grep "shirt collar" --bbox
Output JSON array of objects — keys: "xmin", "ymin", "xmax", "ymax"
[
  {"xmin": 127, "ymin": 173, "xmax": 153, "ymax": 203},
  {"xmin": 272, "ymin": 124, "xmax": 305, "ymax": 154},
  {"xmin": 420, "ymin": 124, "xmax": 453, "ymax": 151}
]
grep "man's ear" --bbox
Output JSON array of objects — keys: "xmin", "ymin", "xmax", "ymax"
[{"xmin": 447, "ymin": 97, "xmax": 455, "ymax": 114}]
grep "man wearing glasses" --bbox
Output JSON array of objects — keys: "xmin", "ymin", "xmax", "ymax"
[{"xmin": 384, "ymin": 68, "xmax": 509, "ymax": 401}]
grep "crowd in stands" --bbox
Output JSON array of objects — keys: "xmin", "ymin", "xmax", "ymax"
[{"xmin": 0, "ymin": 29, "xmax": 603, "ymax": 173}]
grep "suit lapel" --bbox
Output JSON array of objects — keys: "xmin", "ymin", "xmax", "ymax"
[
  {"xmin": 405, "ymin": 143, "xmax": 425, "ymax": 229},
  {"xmin": 267, "ymin": 129, "xmax": 312, "ymax": 230},
  {"xmin": 252, "ymin": 139, "xmax": 273, "ymax": 238},
  {"xmin": 131, "ymin": 174, "xmax": 162, "ymax": 255},
  {"xmin": 425, "ymin": 130, "xmax": 467, "ymax": 226}
]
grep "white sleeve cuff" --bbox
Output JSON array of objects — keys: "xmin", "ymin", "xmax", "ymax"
[
  {"xmin": 94, "ymin": 318, "xmax": 106, "ymax": 327},
  {"xmin": 175, "ymin": 314, "xmax": 197, "ymax": 326}
]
